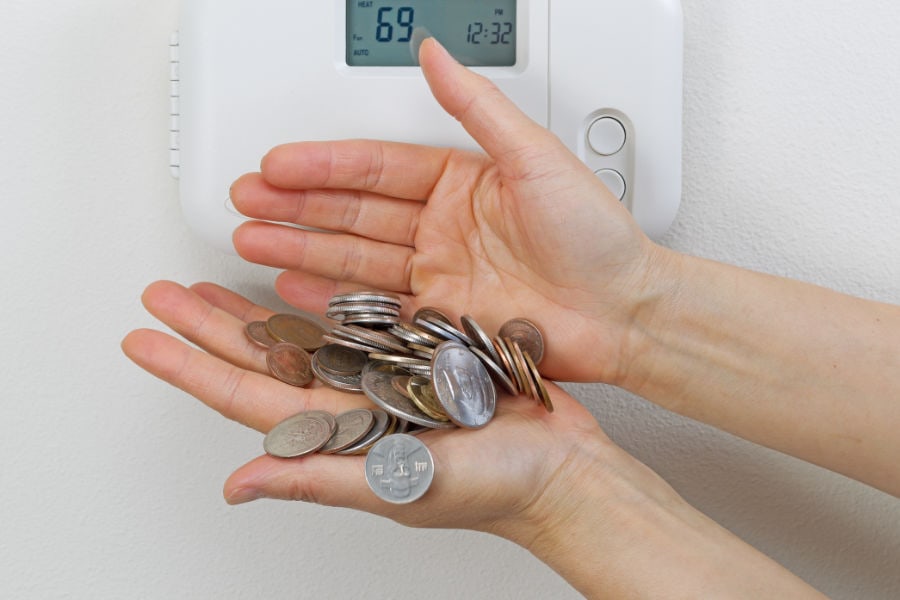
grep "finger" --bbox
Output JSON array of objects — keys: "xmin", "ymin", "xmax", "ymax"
[
  {"xmin": 223, "ymin": 453, "xmax": 378, "ymax": 510},
  {"xmin": 233, "ymin": 222, "xmax": 414, "ymax": 293},
  {"xmin": 141, "ymin": 280, "xmax": 269, "ymax": 375},
  {"xmin": 122, "ymin": 328, "xmax": 373, "ymax": 432},
  {"xmin": 418, "ymin": 38, "xmax": 567, "ymax": 174},
  {"xmin": 260, "ymin": 139, "xmax": 452, "ymax": 200},
  {"xmin": 230, "ymin": 173, "xmax": 422, "ymax": 247},
  {"xmin": 189, "ymin": 281, "xmax": 277, "ymax": 324}
]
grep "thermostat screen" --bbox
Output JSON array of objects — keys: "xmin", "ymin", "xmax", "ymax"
[{"xmin": 346, "ymin": 1, "xmax": 517, "ymax": 67}]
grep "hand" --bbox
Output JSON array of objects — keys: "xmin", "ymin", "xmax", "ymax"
[
  {"xmin": 121, "ymin": 280, "xmax": 612, "ymax": 535},
  {"xmin": 122, "ymin": 280, "xmax": 823, "ymax": 598},
  {"xmin": 229, "ymin": 39, "xmax": 668, "ymax": 383}
]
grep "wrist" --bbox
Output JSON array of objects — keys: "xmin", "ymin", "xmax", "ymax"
[{"xmin": 493, "ymin": 432, "xmax": 824, "ymax": 598}]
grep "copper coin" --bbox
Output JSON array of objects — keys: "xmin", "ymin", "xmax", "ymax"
[
  {"xmin": 266, "ymin": 342, "xmax": 314, "ymax": 387},
  {"xmin": 245, "ymin": 321, "xmax": 277, "ymax": 348},
  {"xmin": 498, "ymin": 318, "xmax": 544, "ymax": 365},
  {"xmin": 266, "ymin": 313, "xmax": 327, "ymax": 351}
]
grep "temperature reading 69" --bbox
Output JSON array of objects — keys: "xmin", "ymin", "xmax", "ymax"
[
  {"xmin": 375, "ymin": 6, "xmax": 415, "ymax": 43},
  {"xmin": 466, "ymin": 21, "xmax": 513, "ymax": 45}
]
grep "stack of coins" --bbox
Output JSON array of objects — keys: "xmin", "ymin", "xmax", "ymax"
[
  {"xmin": 245, "ymin": 313, "xmax": 328, "ymax": 388},
  {"xmin": 248, "ymin": 293, "xmax": 552, "ymax": 433},
  {"xmin": 251, "ymin": 292, "xmax": 554, "ymax": 504}
]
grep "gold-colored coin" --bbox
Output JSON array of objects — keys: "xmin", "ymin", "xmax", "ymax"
[{"xmin": 407, "ymin": 376, "xmax": 450, "ymax": 422}]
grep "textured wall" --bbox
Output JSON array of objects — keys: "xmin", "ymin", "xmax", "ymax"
[{"xmin": 1, "ymin": 1, "xmax": 897, "ymax": 598}]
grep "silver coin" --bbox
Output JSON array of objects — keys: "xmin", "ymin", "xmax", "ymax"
[
  {"xmin": 367, "ymin": 353, "xmax": 432, "ymax": 369},
  {"xmin": 336, "ymin": 324, "xmax": 411, "ymax": 354},
  {"xmin": 326, "ymin": 303, "xmax": 401, "ymax": 320},
  {"xmin": 498, "ymin": 318, "xmax": 545, "ymax": 365},
  {"xmin": 336, "ymin": 409, "xmax": 392, "ymax": 455},
  {"xmin": 425, "ymin": 316, "xmax": 476, "ymax": 347},
  {"xmin": 311, "ymin": 353, "xmax": 363, "ymax": 393},
  {"xmin": 389, "ymin": 322, "xmax": 442, "ymax": 347},
  {"xmin": 263, "ymin": 411, "xmax": 336, "ymax": 458},
  {"xmin": 361, "ymin": 371, "xmax": 456, "ymax": 430},
  {"xmin": 321, "ymin": 333, "xmax": 382, "ymax": 354},
  {"xmin": 415, "ymin": 317, "xmax": 462, "ymax": 343},
  {"xmin": 319, "ymin": 409, "xmax": 376, "ymax": 454},
  {"xmin": 412, "ymin": 306, "xmax": 453, "ymax": 326},
  {"xmin": 461, "ymin": 314, "xmax": 502, "ymax": 365},
  {"xmin": 342, "ymin": 314, "xmax": 401, "ymax": 326},
  {"xmin": 365, "ymin": 434, "xmax": 435, "ymax": 504},
  {"xmin": 314, "ymin": 344, "xmax": 368, "ymax": 376},
  {"xmin": 431, "ymin": 341, "xmax": 497, "ymax": 429},
  {"xmin": 470, "ymin": 345, "xmax": 517, "ymax": 396},
  {"xmin": 329, "ymin": 291, "xmax": 402, "ymax": 307}
]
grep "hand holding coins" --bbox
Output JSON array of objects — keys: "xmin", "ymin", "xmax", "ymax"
[{"xmin": 249, "ymin": 291, "xmax": 553, "ymax": 504}]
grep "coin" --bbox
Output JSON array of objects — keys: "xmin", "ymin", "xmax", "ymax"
[
  {"xmin": 365, "ymin": 434, "xmax": 435, "ymax": 504},
  {"xmin": 492, "ymin": 336, "xmax": 522, "ymax": 395},
  {"xmin": 267, "ymin": 342, "xmax": 314, "ymax": 387},
  {"xmin": 509, "ymin": 338, "xmax": 536, "ymax": 401},
  {"xmin": 431, "ymin": 341, "xmax": 497, "ymax": 429},
  {"xmin": 412, "ymin": 306, "xmax": 453, "ymax": 326},
  {"xmin": 389, "ymin": 322, "xmax": 443, "ymax": 347},
  {"xmin": 267, "ymin": 313, "xmax": 327, "ymax": 351},
  {"xmin": 336, "ymin": 409, "xmax": 392, "ymax": 455},
  {"xmin": 319, "ymin": 409, "xmax": 376, "ymax": 454},
  {"xmin": 361, "ymin": 370, "xmax": 456, "ymax": 430},
  {"xmin": 391, "ymin": 375, "xmax": 413, "ymax": 399},
  {"xmin": 336, "ymin": 324, "xmax": 411, "ymax": 354},
  {"xmin": 310, "ymin": 352, "xmax": 363, "ymax": 393},
  {"xmin": 523, "ymin": 351, "xmax": 554, "ymax": 413},
  {"xmin": 314, "ymin": 344, "xmax": 368, "ymax": 377},
  {"xmin": 263, "ymin": 411, "xmax": 336, "ymax": 458},
  {"xmin": 469, "ymin": 345, "xmax": 517, "ymax": 396},
  {"xmin": 461, "ymin": 315, "xmax": 502, "ymax": 365},
  {"xmin": 245, "ymin": 321, "xmax": 277, "ymax": 348},
  {"xmin": 329, "ymin": 291, "xmax": 402, "ymax": 306},
  {"xmin": 498, "ymin": 318, "xmax": 544, "ymax": 365},
  {"xmin": 407, "ymin": 376, "xmax": 450, "ymax": 422}
]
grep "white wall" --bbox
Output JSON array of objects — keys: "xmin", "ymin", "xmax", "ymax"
[{"xmin": 1, "ymin": 1, "xmax": 898, "ymax": 598}]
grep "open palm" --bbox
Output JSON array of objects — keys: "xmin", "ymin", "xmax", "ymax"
[{"xmin": 229, "ymin": 39, "xmax": 659, "ymax": 383}]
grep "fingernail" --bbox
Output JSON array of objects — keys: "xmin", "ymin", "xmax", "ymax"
[{"xmin": 226, "ymin": 487, "xmax": 266, "ymax": 506}]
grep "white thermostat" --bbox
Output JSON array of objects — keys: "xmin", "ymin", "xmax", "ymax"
[{"xmin": 171, "ymin": 0, "xmax": 682, "ymax": 253}]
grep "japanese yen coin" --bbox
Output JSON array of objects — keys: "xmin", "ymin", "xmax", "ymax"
[{"xmin": 365, "ymin": 434, "xmax": 435, "ymax": 504}]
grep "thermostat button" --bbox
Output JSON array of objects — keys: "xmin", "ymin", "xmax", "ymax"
[
  {"xmin": 587, "ymin": 117, "xmax": 626, "ymax": 156},
  {"xmin": 595, "ymin": 169, "xmax": 627, "ymax": 200}
]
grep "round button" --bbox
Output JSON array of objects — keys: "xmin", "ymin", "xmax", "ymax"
[
  {"xmin": 587, "ymin": 117, "xmax": 626, "ymax": 156},
  {"xmin": 595, "ymin": 169, "xmax": 626, "ymax": 200}
]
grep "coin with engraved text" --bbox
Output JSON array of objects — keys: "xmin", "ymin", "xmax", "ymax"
[
  {"xmin": 365, "ymin": 434, "xmax": 435, "ymax": 504},
  {"xmin": 431, "ymin": 341, "xmax": 496, "ymax": 429}
]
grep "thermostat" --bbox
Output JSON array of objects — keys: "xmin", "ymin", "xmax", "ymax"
[{"xmin": 170, "ymin": 0, "xmax": 682, "ymax": 253}]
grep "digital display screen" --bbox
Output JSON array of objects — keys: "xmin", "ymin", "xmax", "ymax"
[{"xmin": 346, "ymin": 1, "xmax": 517, "ymax": 67}]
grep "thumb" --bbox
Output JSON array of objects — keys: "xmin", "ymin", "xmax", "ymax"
[{"xmin": 418, "ymin": 38, "xmax": 567, "ymax": 172}]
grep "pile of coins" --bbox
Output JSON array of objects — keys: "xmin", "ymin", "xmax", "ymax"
[{"xmin": 246, "ymin": 291, "xmax": 553, "ymax": 504}]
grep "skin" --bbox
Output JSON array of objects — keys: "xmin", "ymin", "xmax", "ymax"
[{"xmin": 122, "ymin": 39, "xmax": 898, "ymax": 597}]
